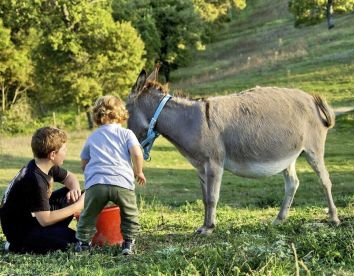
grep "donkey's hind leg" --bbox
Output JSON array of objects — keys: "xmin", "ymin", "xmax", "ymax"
[
  {"xmin": 274, "ymin": 160, "xmax": 299, "ymax": 224},
  {"xmin": 304, "ymin": 149, "xmax": 340, "ymax": 225},
  {"xmin": 196, "ymin": 171, "xmax": 208, "ymax": 233}
]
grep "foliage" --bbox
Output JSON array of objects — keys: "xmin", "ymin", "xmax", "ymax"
[
  {"xmin": 112, "ymin": 0, "xmax": 160, "ymax": 68},
  {"xmin": 289, "ymin": 0, "xmax": 354, "ymax": 27},
  {"xmin": 193, "ymin": 0, "xmax": 246, "ymax": 22},
  {"xmin": 0, "ymin": 18, "xmax": 35, "ymax": 113},
  {"xmin": 33, "ymin": 0, "xmax": 145, "ymax": 111},
  {"xmin": 0, "ymin": 0, "xmax": 145, "ymax": 132},
  {"xmin": 112, "ymin": 0, "xmax": 247, "ymax": 73},
  {"xmin": 112, "ymin": 0, "xmax": 206, "ymax": 72},
  {"xmin": 0, "ymin": 95, "xmax": 37, "ymax": 134}
]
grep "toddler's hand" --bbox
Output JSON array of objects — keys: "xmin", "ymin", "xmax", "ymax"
[{"xmin": 135, "ymin": 172, "xmax": 146, "ymax": 186}]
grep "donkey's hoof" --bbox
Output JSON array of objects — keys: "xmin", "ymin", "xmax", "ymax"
[
  {"xmin": 331, "ymin": 218, "xmax": 341, "ymax": 226},
  {"xmin": 272, "ymin": 218, "xmax": 285, "ymax": 226},
  {"xmin": 196, "ymin": 226, "xmax": 214, "ymax": 235}
]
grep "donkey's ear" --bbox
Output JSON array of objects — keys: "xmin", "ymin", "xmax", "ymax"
[
  {"xmin": 146, "ymin": 63, "xmax": 161, "ymax": 82},
  {"xmin": 132, "ymin": 69, "xmax": 147, "ymax": 95}
]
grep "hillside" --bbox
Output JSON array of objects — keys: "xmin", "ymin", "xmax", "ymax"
[{"xmin": 171, "ymin": 0, "xmax": 354, "ymax": 107}]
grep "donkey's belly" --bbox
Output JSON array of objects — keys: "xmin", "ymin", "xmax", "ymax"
[{"xmin": 224, "ymin": 152, "xmax": 300, "ymax": 178}]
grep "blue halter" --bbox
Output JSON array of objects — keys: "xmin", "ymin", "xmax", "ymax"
[{"xmin": 140, "ymin": 94, "xmax": 172, "ymax": 160}]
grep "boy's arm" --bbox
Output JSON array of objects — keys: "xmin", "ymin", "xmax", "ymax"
[
  {"xmin": 33, "ymin": 194, "xmax": 85, "ymax": 227},
  {"xmin": 63, "ymin": 171, "xmax": 81, "ymax": 203},
  {"xmin": 129, "ymin": 145, "xmax": 146, "ymax": 186}
]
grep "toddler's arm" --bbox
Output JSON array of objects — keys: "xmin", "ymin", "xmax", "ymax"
[
  {"xmin": 81, "ymin": 159, "xmax": 89, "ymax": 171},
  {"xmin": 129, "ymin": 145, "xmax": 146, "ymax": 186}
]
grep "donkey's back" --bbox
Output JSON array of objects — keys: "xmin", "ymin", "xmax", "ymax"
[{"xmin": 205, "ymin": 87, "xmax": 334, "ymax": 178}]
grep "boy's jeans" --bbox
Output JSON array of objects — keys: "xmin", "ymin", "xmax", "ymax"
[{"xmin": 76, "ymin": 184, "xmax": 140, "ymax": 243}]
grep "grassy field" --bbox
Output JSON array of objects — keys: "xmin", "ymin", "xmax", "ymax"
[
  {"xmin": 1, "ymin": 0, "xmax": 354, "ymax": 274},
  {"xmin": 0, "ymin": 114, "xmax": 353, "ymax": 275}
]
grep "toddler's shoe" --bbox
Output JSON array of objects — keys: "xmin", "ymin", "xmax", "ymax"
[
  {"xmin": 121, "ymin": 239, "xmax": 135, "ymax": 255},
  {"xmin": 75, "ymin": 241, "xmax": 91, "ymax": 252},
  {"xmin": 3, "ymin": 241, "xmax": 10, "ymax": 252}
]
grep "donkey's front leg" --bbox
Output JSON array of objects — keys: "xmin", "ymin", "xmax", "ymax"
[{"xmin": 196, "ymin": 162, "xmax": 223, "ymax": 235}]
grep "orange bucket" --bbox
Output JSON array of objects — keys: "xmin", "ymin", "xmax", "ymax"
[{"xmin": 75, "ymin": 205, "xmax": 123, "ymax": 246}]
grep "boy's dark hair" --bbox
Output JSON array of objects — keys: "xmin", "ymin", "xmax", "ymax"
[{"xmin": 31, "ymin": 127, "xmax": 67, "ymax": 158}]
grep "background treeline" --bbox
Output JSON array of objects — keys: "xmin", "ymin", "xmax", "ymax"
[
  {"xmin": 0, "ymin": 0, "xmax": 352, "ymax": 134},
  {"xmin": 0, "ymin": 0, "xmax": 246, "ymax": 133}
]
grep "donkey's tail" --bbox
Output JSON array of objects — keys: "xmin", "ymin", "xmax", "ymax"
[{"xmin": 313, "ymin": 95, "xmax": 335, "ymax": 128}]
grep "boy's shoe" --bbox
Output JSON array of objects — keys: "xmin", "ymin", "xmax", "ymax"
[
  {"xmin": 121, "ymin": 239, "xmax": 135, "ymax": 255},
  {"xmin": 75, "ymin": 241, "xmax": 92, "ymax": 252},
  {"xmin": 3, "ymin": 241, "xmax": 10, "ymax": 252}
]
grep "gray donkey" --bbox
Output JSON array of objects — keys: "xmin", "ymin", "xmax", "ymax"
[{"xmin": 127, "ymin": 70, "xmax": 340, "ymax": 234}]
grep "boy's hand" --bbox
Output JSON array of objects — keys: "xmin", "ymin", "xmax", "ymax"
[
  {"xmin": 135, "ymin": 172, "xmax": 146, "ymax": 186},
  {"xmin": 66, "ymin": 188, "xmax": 82, "ymax": 203}
]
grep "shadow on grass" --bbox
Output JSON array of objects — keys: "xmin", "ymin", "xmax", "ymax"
[
  {"xmin": 152, "ymin": 145, "xmax": 176, "ymax": 152},
  {"xmin": 0, "ymin": 155, "xmax": 30, "ymax": 169},
  {"xmin": 136, "ymin": 168, "xmax": 354, "ymax": 209}
]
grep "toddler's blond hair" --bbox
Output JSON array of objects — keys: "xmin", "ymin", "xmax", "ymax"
[{"xmin": 93, "ymin": 95, "xmax": 128, "ymax": 125}]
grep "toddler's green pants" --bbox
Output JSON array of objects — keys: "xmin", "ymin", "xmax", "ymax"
[{"xmin": 76, "ymin": 184, "xmax": 140, "ymax": 243}]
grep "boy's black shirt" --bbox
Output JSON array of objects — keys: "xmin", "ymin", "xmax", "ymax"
[{"xmin": 0, "ymin": 159, "xmax": 67, "ymax": 241}]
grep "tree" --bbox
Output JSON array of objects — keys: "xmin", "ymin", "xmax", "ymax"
[
  {"xmin": 1, "ymin": 0, "xmax": 145, "ymax": 129},
  {"xmin": 32, "ymin": 0, "xmax": 145, "ymax": 123},
  {"xmin": 0, "ymin": 19, "xmax": 35, "ymax": 112},
  {"xmin": 326, "ymin": 0, "xmax": 334, "ymax": 29},
  {"xmin": 112, "ymin": 0, "xmax": 161, "ymax": 69},
  {"xmin": 193, "ymin": 0, "xmax": 246, "ymax": 22},
  {"xmin": 112, "ymin": 0, "xmax": 207, "ymax": 82},
  {"xmin": 289, "ymin": 0, "xmax": 354, "ymax": 28}
]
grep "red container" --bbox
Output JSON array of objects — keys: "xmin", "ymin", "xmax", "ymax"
[{"xmin": 75, "ymin": 205, "xmax": 123, "ymax": 246}]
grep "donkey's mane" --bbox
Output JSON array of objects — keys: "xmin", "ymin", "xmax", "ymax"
[
  {"xmin": 142, "ymin": 80, "xmax": 206, "ymax": 102},
  {"xmin": 143, "ymin": 81, "xmax": 169, "ymax": 95}
]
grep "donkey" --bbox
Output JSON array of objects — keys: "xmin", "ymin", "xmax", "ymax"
[{"xmin": 126, "ymin": 69, "xmax": 340, "ymax": 234}]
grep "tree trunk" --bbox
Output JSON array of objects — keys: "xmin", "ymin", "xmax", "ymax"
[
  {"xmin": 161, "ymin": 60, "xmax": 170, "ymax": 83},
  {"xmin": 326, "ymin": 0, "xmax": 334, "ymax": 29},
  {"xmin": 85, "ymin": 106, "xmax": 93, "ymax": 129},
  {"xmin": 1, "ymin": 84, "xmax": 5, "ymax": 112}
]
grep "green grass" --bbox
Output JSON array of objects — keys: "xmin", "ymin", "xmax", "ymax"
[
  {"xmin": 171, "ymin": 0, "xmax": 354, "ymax": 107},
  {"xmin": 0, "ymin": 111, "xmax": 353, "ymax": 274}
]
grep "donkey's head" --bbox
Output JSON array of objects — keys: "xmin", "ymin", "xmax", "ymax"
[
  {"xmin": 126, "ymin": 70, "xmax": 148, "ymax": 141},
  {"xmin": 126, "ymin": 67, "xmax": 164, "ymax": 141}
]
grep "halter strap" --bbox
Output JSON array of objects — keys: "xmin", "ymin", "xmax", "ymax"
[{"xmin": 140, "ymin": 94, "xmax": 172, "ymax": 160}]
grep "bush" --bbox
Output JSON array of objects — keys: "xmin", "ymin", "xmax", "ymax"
[
  {"xmin": 0, "ymin": 96, "xmax": 38, "ymax": 134},
  {"xmin": 0, "ymin": 96, "xmax": 89, "ymax": 135}
]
